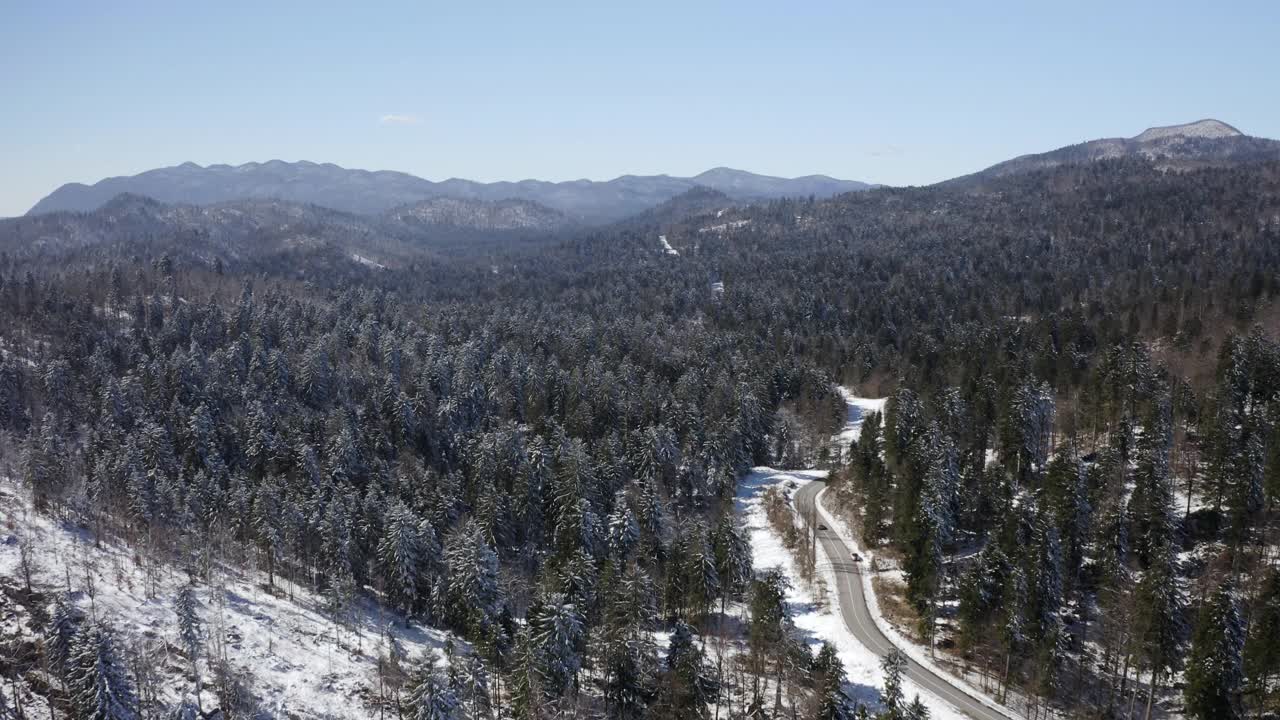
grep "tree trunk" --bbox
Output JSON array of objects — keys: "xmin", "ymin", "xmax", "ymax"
[
  {"xmin": 774, "ymin": 655, "xmax": 784, "ymax": 716},
  {"xmin": 1143, "ymin": 669, "xmax": 1158, "ymax": 720}
]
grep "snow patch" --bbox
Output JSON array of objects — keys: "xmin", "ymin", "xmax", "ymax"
[
  {"xmin": 832, "ymin": 388, "xmax": 887, "ymax": 458},
  {"xmin": 351, "ymin": 253, "xmax": 386, "ymax": 269},
  {"xmin": 698, "ymin": 219, "xmax": 751, "ymax": 234}
]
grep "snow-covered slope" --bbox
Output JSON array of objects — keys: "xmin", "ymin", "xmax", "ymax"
[
  {"xmin": 0, "ymin": 478, "xmax": 455, "ymax": 718},
  {"xmin": 1133, "ymin": 118, "xmax": 1243, "ymax": 142},
  {"xmin": 833, "ymin": 387, "xmax": 887, "ymax": 453},
  {"xmin": 386, "ymin": 196, "xmax": 572, "ymax": 232}
]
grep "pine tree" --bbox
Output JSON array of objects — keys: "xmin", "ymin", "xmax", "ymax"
[
  {"xmin": 748, "ymin": 569, "xmax": 789, "ymax": 701},
  {"xmin": 879, "ymin": 648, "xmax": 907, "ymax": 720},
  {"xmin": 530, "ymin": 594, "xmax": 585, "ymax": 699},
  {"xmin": 1129, "ymin": 394, "xmax": 1178, "ymax": 567},
  {"xmin": 508, "ymin": 627, "xmax": 544, "ymax": 720},
  {"xmin": 654, "ymin": 619, "xmax": 716, "ymax": 719},
  {"xmin": 1244, "ymin": 568, "xmax": 1280, "ymax": 716},
  {"xmin": 443, "ymin": 519, "xmax": 505, "ymax": 648},
  {"xmin": 174, "ymin": 583, "xmax": 203, "ymax": 708},
  {"xmin": 606, "ymin": 489, "xmax": 640, "ymax": 561},
  {"xmin": 449, "ymin": 651, "xmax": 492, "ymax": 720},
  {"xmin": 1184, "ymin": 582, "xmax": 1245, "ymax": 720},
  {"xmin": 711, "ymin": 514, "xmax": 753, "ymax": 610},
  {"xmin": 67, "ymin": 621, "xmax": 141, "ymax": 720},
  {"xmin": 904, "ymin": 695, "xmax": 930, "ymax": 720},
  {"xmin": 378, "ymin": 501, "xmax": 433, "ymax": 616},
  {"xmin": 47, "ymin": 597, "xmax": 85, "ymax": 679},
  {"xmin": 1027, "ymin": 508, "xmax": 1064, "ymax": 695},
  {"xmin": 600, "ymin": 563, "xmax": 658, "ymax": 720},
  {"xmin": 1130, "ymin": 550, "xmax": 1185, "ymax": 717},
  {"xmin": 405, "ymin": 658, "xmax": 462, "ymax": 720},
  {"xmin": 812, "ymin": 641, "xmax": 854, "ymax": 720}
]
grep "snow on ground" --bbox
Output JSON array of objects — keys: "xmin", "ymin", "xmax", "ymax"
[
  {"xmin": 834, "ymin": 387, "xmax": 887, "ymax": 451},
  {"xmin": 0, "ymin": 478, "xmax": 452, "ymax": 718},
  {"xmin": 698, "ymin": 219, "xmax": 751, "ymax": 234},
  {"xmin": 658, "ymin": 234, "xmax": 679, "ymax": 255},
  {"xmin": 1172, "ymin": 485, "xmax": 1215, "ymax": 515},
  {"xmin": 351, "ymin": 253, "xmax": 386, "ymax": 269},
  {"xmin": 736, "ymin": 467, "xmax": 964, "ymax": 720}
]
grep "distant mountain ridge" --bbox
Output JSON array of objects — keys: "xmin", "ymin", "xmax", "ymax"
[
  {"xmin": 3, "ymin": 191, "xmax": 592, "ymax": 269},
  {"xmin": 956, "ymin": 119, "xmax": 1280, "ymax": 184},
  {"xmin": 27, "ymin": 161, "xmax": 874, "ymax": 222}
]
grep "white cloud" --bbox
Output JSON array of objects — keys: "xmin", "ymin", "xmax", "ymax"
[{"xmin": 379, "ymin": 114, "xmax": 421, "ymax": 126}]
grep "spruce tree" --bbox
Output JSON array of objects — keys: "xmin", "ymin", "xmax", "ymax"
[
  {"xmin": 67, "ymin": 622, "xmax": 141, "ymax": 720},
  {"xmin": 1184, "ymin": 582, "xmax": 1244, "ymax": 720},
  {"xmin": 1244, "ymin": 569, "xmax": 1280, "ymax": 716},
  {"xmin": 879, "ymin": 648, "xmax": 907, "ymax": 720},
  {"xmin": 405, "ymin": 659, "xmax": 462, "ymax": 720},
  {"xmin": 655, "ymin": 619, "xmax": 716, "ymax": 720},
  {"xmin": 812, "ymin": 641, "xmax": 854, "ymax": 720}
]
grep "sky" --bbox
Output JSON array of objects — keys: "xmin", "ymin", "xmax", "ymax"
[{"xmin": 3, "ymin": 0, "xmax": 1279, "ymax": 217}]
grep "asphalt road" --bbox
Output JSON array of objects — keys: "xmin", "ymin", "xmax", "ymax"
[{"xmin": 794, "ymin": 480, "xmax": 1018, "ymax": 720}]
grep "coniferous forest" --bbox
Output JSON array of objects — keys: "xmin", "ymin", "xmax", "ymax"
[{"xmin": 1, "ymin": 155, "xmax": 1279, "ymax": 720}]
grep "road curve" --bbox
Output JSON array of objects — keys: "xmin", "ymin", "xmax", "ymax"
[{"xmin": 794, "ymin": 480, "xmax": 1019, "ymax": 720}]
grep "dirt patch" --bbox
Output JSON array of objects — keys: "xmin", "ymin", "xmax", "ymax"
[{"xmin": 871, "ymin": 575, "xmax": 918, "ymax": 639}]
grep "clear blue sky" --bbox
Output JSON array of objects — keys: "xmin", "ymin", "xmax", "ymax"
[{"xmin": 3, "ymin": 0, "xmax": 1278, "ymax": 216}]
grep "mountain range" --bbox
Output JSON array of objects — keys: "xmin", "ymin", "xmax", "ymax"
[
  {"xmin": 26, "ymin": 162, "xmax": 872, "ymax": 222},
  {"xmin": 9, "ymin": 119, "xmax": 1279, "ymax": 278}
]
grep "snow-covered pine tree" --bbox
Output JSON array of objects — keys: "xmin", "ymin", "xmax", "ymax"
[
  {"xmin": 530, "ymin": 594, "xmax": 585, "ymax": 699},
  {"xmin": 443, "ymin": 519, "xmax": 505, "ymax": 648},
  {"xmin": 600, "ymin": 562, "xmax": 658, "ymax": 720},
  {"xmin": 174, "ymin": 582, "xmax": 202, "ymax": 678},
  {"xmin": 811, "ymin": 641, "xmax": 854, "ymax": 720},
  {"xmin": 451, "ymin": 651, "xmax": 492, "ymax": 720},
  {"xmin": 507, "ymin": 627, "xmax": 544, "ymax": 720},
  {"xmin": 405, "ymin": 658, "xmax": 462, "ymax": 720},
  {"xmin": 904, "ymin": 695, "xmax": 931, "ymax": 720},
  {"xmin": 606, "ymin": 488, "xmax": 640, "ymax": 561},
  {"xmin": 1129, "ymin": 393, "xmax": 1178, "ymax": 567},
  {"xmin": 378, "ymin": 501, "xmax": 430, "ymax": 616},
  {"xmin": 1130, "ymin": 548, "xmax": 1186, "ymax": 717},
  {"xmin": 711, "ymin": 513, "xmax": 753, "ymax": 612},
  {"xmin": 1244, "ymin": 568, "xmax": 1280, "ymax": 715},
  {"xmin": 1028, "ymin": 508, "xmax": 1064, "ymax": 694},
  {"xmin": 1184, "ymin": 581, "xmax": 1245, "ymax": 720},
  {"xmin": 46, "ymin": 597, "xmax": 85, "ymax": 680},
  {"xmin": 879, "ymin": 648, "xmax": 907, "ymax": 720},
  {"xmin": 654, "ymin": 619, "xmax": 716, "ymax": 719},
  {"xmin": 67, "ymin": 621, "xmax": 141, "ymax": 720}
]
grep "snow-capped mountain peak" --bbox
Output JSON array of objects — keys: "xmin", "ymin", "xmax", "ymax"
[{"xmin": 1133, "ymin": 118, "xmax": 1244, "ymax": 142}]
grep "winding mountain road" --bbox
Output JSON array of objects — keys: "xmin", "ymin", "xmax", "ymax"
[{"xmin": 794, "ymin": 480, "xmax": 1018, "ymax": 720}]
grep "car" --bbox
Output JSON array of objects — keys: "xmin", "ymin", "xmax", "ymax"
[{"xmin": 818, "ymin": 523, "xmax": 828, "ymax": 531}]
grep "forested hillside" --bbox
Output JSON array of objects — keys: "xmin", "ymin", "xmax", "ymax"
[{"xmin": 1, "ymin": 156, "xmax": 1279, "ymax": 718}]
